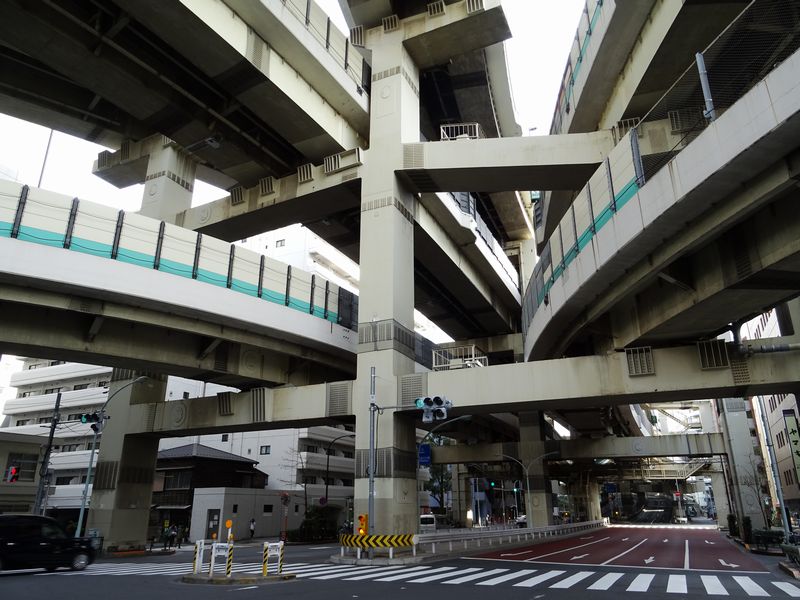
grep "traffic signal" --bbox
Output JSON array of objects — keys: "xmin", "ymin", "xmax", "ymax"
[
  {"xmin": 80, "ymin": 412, "xmax": 105, "ymax": 433},
  {"xmin": 414, "ymin": 396, "xmax": 452, "ymax": 422},
  {"xmin": 7, "ymin": 465, "xmax": 19, "ymax": 483},
  {"xmin": 357, "ymin": 514, "xmax": 368, "ymax": 535},
  {"xmin": 489, "ymin": 480, "xmax": 496, "ymax": 488}
]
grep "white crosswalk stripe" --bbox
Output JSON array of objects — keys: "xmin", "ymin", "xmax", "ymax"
[{"xmin": 34, "ymin": 560, "xmax": 800, "ymax": 598}]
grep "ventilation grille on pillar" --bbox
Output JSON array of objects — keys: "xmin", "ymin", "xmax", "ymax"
[
  {"xmin": 230, "ymin": 186, "xmax": 245, "ymax": 206},
  {"xmin": 625, "ymin": 347, "xmax": 655, "ymax": 376},
  {"xmin": 382, "ymin": 14, "xmax": 399, "ymax": 32},
  {"xmin": 350, "ymin": 26, "xmax": 364, "ymax": 47},
  {"xmin": 399, "ymin": 373, "xmax": 426, "ymax": 408},
  {"xmin": 297, "ymin": 164, "xmax": 313, "ymax": 184},
  {"xmin": 697, "ymin": 340, "xmax": 729, "ymax": 370},
  {"xmin": 93, "ymin": 461, "xmax": 118, "ymax": 490},
  {"xmin": 252, "ymin": 388, "xmax": 268, "ymax": 422},
  {"xmin": 669, "ymin": 107, "xmax": 705, "ymax": 133},
  {"xmin": 428, "ymin": 1, "xmax": 445, "ymax": 17},
  {"xmin": 729, "ymin": 355, "xmax": 751, "ymax": 385},
  {"xmin": 403, "ymin": 144, "xmax": 425, "ymax": 169},
  {"xmin": 97, "ymin": 150, "xmax": 113, "ymax": 169},
  {"xmin": 324, "ymin": 154, "xmax": 340, "ymax": 174},
  {"xmin": 724, "ymin": 397, "xmax": 746, "ymax": 413},
  {"xmin": 466, "ymin": 0, "xmax": 484, "ymax": 14},
  {"xmin": 214, "ymin": 345, "xmax": 228, "ymax": 372},
  {"xmin": 218, "ymin": 392, "xmax": 233, "ymax": 416},
  {"xmin": 120, "ymin": 141, "xmax": 131, "ymax": 161},
  {"xmin": 259, "ymin": 176, "xmax": 275, "ymax": 196},
  {"xmin": 326, "ymin": 381, "xmax": 352, "ymax": 416}
]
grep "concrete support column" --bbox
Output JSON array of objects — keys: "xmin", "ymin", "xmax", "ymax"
[
  {"xmin": 88, "ymin": 370, "xmax": 167, "ymax": 551},
  {"xmin": 139, "ymin": 140, "xmax": 196, "ymax": 222},
  {"xmin": 519, "ymin": 412, "xmax": 553, "ymax": 526},
  {"xmin": 353, "ymin": 30, "xmax": 421, "ymax": 534},
  {"xmin": 450, "ymin": 465, "xmax": 469, "ymax": 526},
  {"xmin": 709, "ymin": 470, "xmax": 730, "ymax": 525}
]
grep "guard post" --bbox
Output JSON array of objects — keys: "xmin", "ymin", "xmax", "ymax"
[
  {"xmin": 226, "ymin": 541, "xmax": 234, "ymax": 578},
  {"xmin": 262, "ymin": 540, "xmax": 285, "ymax": 576},
  {"xmin": 192, "ymin": 539, "xmax": 206, "ymax": 574}
]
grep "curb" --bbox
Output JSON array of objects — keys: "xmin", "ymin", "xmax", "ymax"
[{"xmin": 181, "ymin": 573, "xmax": 297, "ymax": 585}]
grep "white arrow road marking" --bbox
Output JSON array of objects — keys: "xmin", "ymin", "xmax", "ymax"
[
  {"xmin": 579, "ymin": 536, "xmax": 594, "ymax": 540},
  {"xmin": 571, "ymin": 554, "xmax": 589, "ymax": 560},
  {"xmin": 663, "ymin": 538, "xmax": 669, "ymax": 543},
  {"xmin": 644, "ymin": 556, "xmax": 655, "ymax": 564},
  {"xmin": 621, "ymin": 537, "xmax": 629, "ymax": 541},
  {"xmin": 719, "ymin": 559, "xmax": 740, "ymax": 568},
  {"xmin": 601, "ymin": 538, "xmax": 649, "ymax": 566},
  {"xmin": 704, "ymin": 540, "xmax": 716, "ymax": 545},
  {"xmin": 500, "ymin": 550, "xmax": 533, "ymax": 557}
]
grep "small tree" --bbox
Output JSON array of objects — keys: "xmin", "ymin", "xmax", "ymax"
[
  {"xmin": 423, "ymin": 435, "xmax": 452, "ymax": 512},
  {"xmin": 738, "ymin": 455, "xmax": 771, "ymax": 529}
]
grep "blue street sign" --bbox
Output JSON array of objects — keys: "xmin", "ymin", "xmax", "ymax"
[{"xmin": 418, "ymin": 443, "xmax": 431, "ymax": 466}]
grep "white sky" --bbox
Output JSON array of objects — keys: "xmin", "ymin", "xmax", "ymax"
[{"xmin": 0, "ymin": 0, "xmax": 585, "ymax": 407}]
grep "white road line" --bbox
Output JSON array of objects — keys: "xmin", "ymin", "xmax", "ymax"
[
  {"xmin": 733, "ymin": 576, "xmax": 769, "ymax": 597},
  {"xmin": 408, "ymin": 568, "xmax": 483, "ymax": 583},
  {"xmin": 295, "ymin": 566, "xmax": 362, "ymax": 577},
  {"xmin": 442, "ymin": 568, "xmax": 508, "ymax": 584},
  {"xmin": 685, "ymin": 540, "xmax": 690, "ymax": 570},
  {"xmin": 375, "ymin": 567, "xmax": 457, "ymax": 582},
  {"xmin": 314, "ymin": 565, "xmax": 404, "ymax": 579},
  {"xmin": 311, "ymin": 566, "xmax": 395, "ymax": 579},
  {"xmin": 700, "ymin": 575, "xmax": 729, "ymax": 596},
  {"xmin": 307, "ymin": 547, "xmax": 331, "ymax": 550},
  {"xmin": 588, "ymin": 572, "xmax": 624, "ymax": 590},
  {"xmin": 627, "ymin": 573, "xmax": 655, "ymax": 592},
  {"xmin": 773, "ymin": 581, "xmax": 800, "ymax": 597},
  {"xmin": 513, "ymin": 570, "xmax": 566, "ymax": 588},
  {"xmin": 343, "ymin": 566, "xmax": 431, "ymax": 581},
  {"xmin": 667, "ymin": 574, "xmax": 687, "ymax": 594},
  {"xmin": 526, "ymin": 537, "xmax": 610, "ymax": 561},
  {"xmin": 475, "ymin": 569, "xmax": 538, "ymax": 585},
  {"xmin": 600, "ymin": 537, "xmax": 649, "ymax": 565},
  {"xmin": 550, "ymin": 571, "xmax": 595, "ymax": 589}
]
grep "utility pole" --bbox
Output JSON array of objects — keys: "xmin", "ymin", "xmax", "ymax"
[{"xmin": 34, "ymin": 391, "xmax": 61, "ymax": 515}]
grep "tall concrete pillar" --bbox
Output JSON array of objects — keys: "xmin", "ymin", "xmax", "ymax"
[
  {"xmin": 519, "ymin": 412, "xmax": 553, "ymax": 526},
  {"xmin": 88, "ymin": 370, "xmax": 167, "ymax": 551},
  {"xmin": 709, "ymin": 469, "xmax": 730, "ymax": 525},
  {"xmin": 139, "ymin": 140, "xmax": 196, "ymax": 222},
  {"xmin": 352, "ymin": 28, "xmax": 420, "ymax": 534}
]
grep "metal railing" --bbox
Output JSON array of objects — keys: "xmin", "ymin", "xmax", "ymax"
[
  {"xmin": 415, "ymin": 519, "xmax": 607, "ymax": 554},
  {"xmin": 432, "ymin": 345, "xmax": 489, "ymax": 371},
  {"xmin": 440, "ymin": 122, "xmax": 485, "ymax": 140}
]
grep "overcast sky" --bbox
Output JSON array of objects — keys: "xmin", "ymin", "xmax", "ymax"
[{"xmin": 0, "ymin": 0, "xmax": 585, "ymax": 405}]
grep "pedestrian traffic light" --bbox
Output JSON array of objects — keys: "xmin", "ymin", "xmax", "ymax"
[
  {"xmin": 7, "ymin": 465, "xmax": 19, "ymax": 483},
  {"xmin": 489, "ymin": 480, "xmax": 496, "ymax": 488},
  {"xmin": 414, "ymin": 396, "xmax": 452, "ymax": 422},
  {"xmin": 357, "ymin": 514, "xmax": 368, "ymax": 535}
]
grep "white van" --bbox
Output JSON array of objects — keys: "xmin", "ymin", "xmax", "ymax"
[{"xmin": 419, "ymin": 514, "xmax": 437, "ymax": 533}]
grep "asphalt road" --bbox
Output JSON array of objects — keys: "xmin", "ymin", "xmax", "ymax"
[{"xmin": 2, "ymin": 527, "xmax": 799, "ymax": 600}]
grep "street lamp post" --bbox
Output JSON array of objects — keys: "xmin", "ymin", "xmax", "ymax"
[
  {"xmin": 75, "ymin": 376, "xmax": 148, "ymax": 538},
  {"xmin": 323, "ymin": 432, "xmax": 355, "ymax": 506},
  {"xmin": 502, "ymin": 451, "xmax": 558, "ymax": 527}
]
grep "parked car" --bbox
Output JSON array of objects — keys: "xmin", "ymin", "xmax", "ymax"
[
  {"xmin": 419, "ymin": 514, "xmax": 437, "ymax": 533},
  {"xmin": 0, "ymin": 515, "xmax": 95, "ymax": 572},
  {"xmin": 515, "ymin": 514, "xmax": 527, "ymax": 527}
]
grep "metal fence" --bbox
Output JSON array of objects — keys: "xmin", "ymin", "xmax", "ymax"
[{"xmin": 522, "ymin": 0, "xmax": 800, "ymax": 345}]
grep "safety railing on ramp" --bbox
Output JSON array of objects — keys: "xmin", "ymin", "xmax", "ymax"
[{"xmin": 415, "ymin": 519, "xmax": 607, "ymax": 555}]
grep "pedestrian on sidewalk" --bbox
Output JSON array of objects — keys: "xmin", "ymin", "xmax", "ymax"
[{"xmin": 249, "ymin": 518, "xmax": 256, "ymax": 539}]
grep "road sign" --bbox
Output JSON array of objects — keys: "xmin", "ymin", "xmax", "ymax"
[
  {"xmin": 418, "ymin": 443, "xmax": 431, "ymax": 466},
  {"xmin": 225, "ymin": 519, "xmax": 233, "ymax": 528}
]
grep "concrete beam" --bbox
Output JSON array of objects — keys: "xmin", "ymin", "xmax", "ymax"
[
  {"xmin": 429, "ymin": 433, "xmax": 725, "ymax": 464},
  {"xmin": 399, "ymin": 131, "xmax": 614, "ymax": 193}
]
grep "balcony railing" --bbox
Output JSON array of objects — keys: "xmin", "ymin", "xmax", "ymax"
[{"xmin": 440, "ymin": 122, "xmax": 485, "ymax": 141}]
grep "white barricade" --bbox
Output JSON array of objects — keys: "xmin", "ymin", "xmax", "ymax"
[{"xmin": 262, "ymin": 541, "xmax": 285, "ymax": 575}]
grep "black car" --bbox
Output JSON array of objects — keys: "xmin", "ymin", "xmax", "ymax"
[{"xmin": 0, "ymin": 515, "xmax": 95, "ymax": 572}]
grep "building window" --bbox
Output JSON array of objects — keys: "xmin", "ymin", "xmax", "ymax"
[
  {"xmin": 44, "ymin": 387, "xmax": 62, "ymax": 394},
  {"xmin": 305, "ymin": 445, "xmax": 318, "ymax": 454},
  {"xmin": 4, "ymin": 453, "xmax": 38, "ymax": 482},
  {"xmin": 264, "ymin": 474, "xmax": 269, "ymax": 486},
  {"xmin": 232, "ymin": 504, "xmax": 238, "ymax": 514},
  {"xmin": 38, "ymin": 417, "xmax": 53, "ymax": 424},
  {"xmin": 27, "ymin": 363, "xmax": 40, "ymax": 370},
  {"xmin": 73, "ymin": 383, "xmax": 89, "ymax": 390},
  {"xmin": 49, "ymin": 360, "xmax": 65, "ymax": 366},
  {"xmin": 294, "ymin": 504, "xmax": 299, "ymax": 513},
  {"xmin": 15, "ymin": 419, "xmax": 32, "ymax": 426},
  {"xmin": 20, "ymin": 391, "xmax": 33, "ymax": 398},
  {"xmin": 98, "ymin": 381, "xmax": 109, "ymax": 388},
  {"xmin": 67, "ymin": 413, "xmax": 82, "ymax": 422},
  {"xmin": 260, "ymin": 445, "xmax": 271, "ymax": 455},
  {"xmin": 276, "ymin": 239, "xmax": 285, "ymax": 248},
  {"xmin": 55, "ymin": 475, "xmax": 75, "ymax": 485},
  {"xmin": 221, "ymin": 434, "xmax": 229, "ymax": 442},
  {"xmin": 343, "ymin": 451, "xmax": 354, "ymax": 459},
  {"xmin": 247, "ymin": 448, "xmax": 252, "ymax": 455},
  {"xmin": 183, "ymin": 391, "xmax": 190, "ymax": 399},
  {"xmin": 62, "ymin": 444, "xmax": 80, "ymax": 453},
  {"xmin": 263, "ymin": 504, "xmax": 273, "ymax": 515},
  {"xmin": 163, "ymin": 470, "xmax": 192, "ymax": 490},
  {"xmin": 302, "ymin": 476, "xmax": 317, "ymax": 485}
]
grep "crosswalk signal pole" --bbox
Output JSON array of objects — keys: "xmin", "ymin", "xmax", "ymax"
[{"xmin": 368, "ymin": 367, "xmax": 376, "ymax": 538}]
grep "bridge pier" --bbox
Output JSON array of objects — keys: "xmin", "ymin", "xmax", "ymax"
[
  {"xmin": 88, "ymin": 370, "xmax": 167, "ymax": 551},
  {"xmin": 352, "ymin": 29, "xmax": 421, "ymax": 535},
  {"xmin": 138, "ymin": 139, "xmax": 197, "ymax": 222},
  {"xmin": 519, "ymin": 412, "xmax": 555, "ymax": 526}
]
